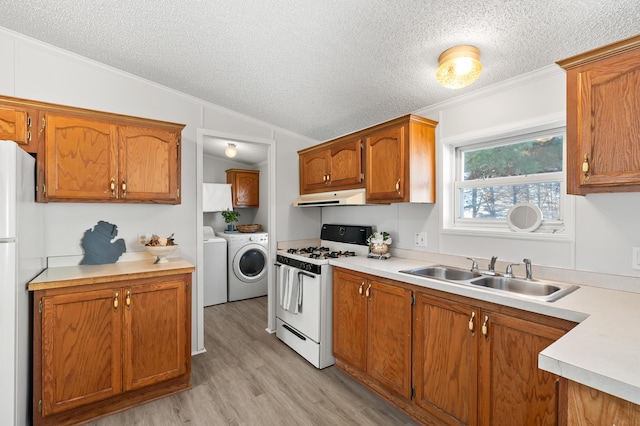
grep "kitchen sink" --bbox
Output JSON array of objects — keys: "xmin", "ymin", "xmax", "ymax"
[
  {"xmin": 467, "ymin": 276, "xmax": 579, "ymax": 302},
  {"xmin": 400, "ymin": 265, "xmax": 481, "ymax": 281},
  {"xmin": 399, "ymin": 265, "xmax": 579, "ymax": 302}
]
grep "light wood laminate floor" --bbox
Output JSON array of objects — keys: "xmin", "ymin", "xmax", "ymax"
[{"xmin": 91, "ymin": 296, "xmax": 419, "ymax": 425}]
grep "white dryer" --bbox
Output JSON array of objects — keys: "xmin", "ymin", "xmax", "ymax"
[
  {"xmin": 216, "ymin": 231, "xmax": 269, "ymax": 301},
  {"xmin": 203, "ymin": 226, "xmax": 227, "ymax": 306}
]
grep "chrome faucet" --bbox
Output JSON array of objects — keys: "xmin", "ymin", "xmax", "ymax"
[
  {"xmin": 488, "ymin": 256, "xmax": 498, "ymax": 273},
  {"xmin": 466, "ymin": 257, "xmax": 479, "ymax": 272},
  {"xmin": 504, "ymin": 263, "xmax": 520, "ymax": 278},
  {"xmin": 523, "ymin": 258, "xmax": 533, "ymax": 280}
]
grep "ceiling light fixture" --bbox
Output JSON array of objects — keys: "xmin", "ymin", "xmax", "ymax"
[
  {"xmin": 436, "ymin": 45, "xmax": 482, "ymax": 89},
  {"xmin": 225, "ymin": 143, "xmax": 237, "ymax": 158}
]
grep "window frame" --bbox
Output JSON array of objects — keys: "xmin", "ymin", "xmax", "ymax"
[{"xmin": 441, "ymin": 115, "xmax": 573, "ymax": 241}]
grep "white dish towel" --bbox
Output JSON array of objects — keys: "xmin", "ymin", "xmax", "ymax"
[{"xmin": 279, "ymin": 265, "xmax": 302, "ymax": 314}]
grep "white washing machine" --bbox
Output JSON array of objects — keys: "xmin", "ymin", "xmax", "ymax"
[
  {"xmin": 216, "ymin": 231, "xmax": 269, "ymax": 301},
  {"xmin": 203, "ymin": 226, "xmax": 227, "ymax": 306}
]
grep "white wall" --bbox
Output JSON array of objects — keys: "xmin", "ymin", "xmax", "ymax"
[
  {"xmin": 0, "ymin": 27, "xmax": 322, "ymax": 355},
  {"xmin": 323, "ymin": 66, "xmax": 640, "ymax": 289}
]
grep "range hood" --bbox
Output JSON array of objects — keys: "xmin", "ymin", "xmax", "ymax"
[{"xmin": 293, "ymin": 188, "xmax": 366, "ymax": 207}]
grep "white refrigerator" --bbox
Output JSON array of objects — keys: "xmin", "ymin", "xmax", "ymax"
[{"xmin": 0, "ymin": 140, "xmax": 44, "ymax": 426}]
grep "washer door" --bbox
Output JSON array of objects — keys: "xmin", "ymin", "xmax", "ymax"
[{"xmin": 232, "ymin": 243, "xmax": 268, "ymax": 283}]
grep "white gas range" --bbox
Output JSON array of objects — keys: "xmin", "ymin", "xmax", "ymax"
[{"xmin": 275, "ymin": 224, "xmax": 372, "ymax": 369}]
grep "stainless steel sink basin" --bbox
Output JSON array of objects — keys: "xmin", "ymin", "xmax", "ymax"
[
  {"xmin": 400, "ymin": 265, "xmax": 481, "ymax": 281},
  {"xmin": 467, "ymin": 276, "xmax": 578, "ymax": 302},
  {"xmin": 399, "ymin": 265, "xmax": 578, "ymax": 302}
]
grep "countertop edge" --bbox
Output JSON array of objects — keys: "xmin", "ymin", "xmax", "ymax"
[{"xmin": 28, "ymin": 258, "xmax": 195, "ymax": 291}]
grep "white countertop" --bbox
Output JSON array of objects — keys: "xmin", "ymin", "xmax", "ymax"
[{"xmin": 328, "ymin": 255, "xmax": 640, "ymax": 405}]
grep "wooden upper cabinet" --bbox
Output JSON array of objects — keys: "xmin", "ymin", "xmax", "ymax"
[
  {"xmin": 299, "ymin": 136, "xmax": 363, "ymax": 194},
  {"xmin": 558, "ymin": 35, "xmax": 640, "ymax": 194},
  {"xmin": 226, "ymin": 168, "xmax": 259, "ymax": 207},
  {"xmin": 0, "ymin": 94, "xmax": 184, "ymax": 204},
  {"xmin": 0, "ymin": 104, "xmax": 41, "ymax": 152},
  {"xmin": 45, "ymin": 114, "xmax": 118, "ymax": 201},
  {"xmin": 119, "ymin": 125, "xmax": 179, "ymax": 203},
  {"xmin": 365, "ymin": 115, "xmax": 437, "ymax": 204}
]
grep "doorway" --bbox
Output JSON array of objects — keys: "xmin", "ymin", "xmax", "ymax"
[{"xmin": 195, "ymin": 129, "xmax": 276, "ymax": 354}]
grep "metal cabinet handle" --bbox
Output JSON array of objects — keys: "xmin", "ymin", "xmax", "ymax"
[
  {"xmin": 110, "ymin": 178, "xmax": 116, "ymax": 196},
  {"xmin": 114, "ymin": 292, "xmax": 119, "ymax": 312},
  {"xmin": 126, "ymin": 290, "xmax": 131, "ymax": 310},
  {"xmin": 482, "ymin": 315, "xmax": 489, "ymax": 338},
  {"xmin": 468, "ymin": 311, "xmax": 476, "ymax": 332},
  {"xmin": 395, "ymin": 178, "xmax": 401, "ymax": 194},
  {"xmin": 582, "ymin": 153, "xmax": 590, "ymax": 182},
  {"xmin": 358, "ymin": 282, "xmax": 365, "ymax": 296},
  {"xmin": 365, "ymin": 283, "xmax": 372, "ymax": 298},
  {"xmin": 26, "ymin": 130, "xmax": 32, "ymax": 142},
  {"xmin": 122, "ymin": 179, "xmax": 127, "ymax": 196}
]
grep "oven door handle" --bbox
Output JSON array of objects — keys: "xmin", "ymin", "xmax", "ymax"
[{"xmin": 297, "ymin": 271, "xmax": 315, "ymax": 279}]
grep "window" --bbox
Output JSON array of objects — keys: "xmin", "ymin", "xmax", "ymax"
[{"xmin": 452, "ymin": 129, "xmax": 567, "ymax": 235}]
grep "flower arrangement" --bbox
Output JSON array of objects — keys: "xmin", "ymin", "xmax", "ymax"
[
  {"xmin": 367, "ymin": 231, "xmax": 392, "ymax": 245},
  {"xmin": 221, "ymin": 209, "xmax": 240, "ymax": 223},
  {"xmin": 368, "ymin": 231, "xmax": 392, "ymax": 255}
]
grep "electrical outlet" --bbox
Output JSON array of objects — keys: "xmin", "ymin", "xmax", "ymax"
[
  {"xmin": 414, "ymin": 232, "xmax": 428, "ymax": 247},
  {"xmin": 420, "ymin": 232, "xmax": 428, "ymax": 247},
  {"xmin": 632, "ymin": 247, "xmax": 640, "ymax": 270},
  {"xmin": 138, "ymin": 233, "xmax": 150, "ymax": 245}
]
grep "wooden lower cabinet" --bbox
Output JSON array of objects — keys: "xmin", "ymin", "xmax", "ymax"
[
  {"xmin": 334, "ymin": 268, "xmax": 577, "ymax": 426},
  {"xmin": 565, "ymin": 379, "xmax": 640, "ymax": 425},
  {"xmin": 414, "ymin": 293, "xmax": 477, "ymax": 425},
  {"xmin": 32, "ymin": 272, "xmax": 191, "ymax": 425},
  {"xmin": 333, "ymin": 268, "xmax": 412, "ymax": 398}
]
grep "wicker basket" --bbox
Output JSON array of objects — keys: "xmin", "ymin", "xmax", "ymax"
[{"xmin": 236, "ymin": 224, "xmax": 262, "ymax": 233}]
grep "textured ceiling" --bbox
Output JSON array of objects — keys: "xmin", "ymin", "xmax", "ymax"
[{"xmin": 0, "ymin": 1, "xmax": 638, "ymax": 143}]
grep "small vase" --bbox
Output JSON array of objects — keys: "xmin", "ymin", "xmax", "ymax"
[
  {"xmin": 227, "ymin": 223, "xmax": 236, "ymax": 232},
  {"xmin": 370, "ymin": 242, "xmax": 388, "ymax": 255}
]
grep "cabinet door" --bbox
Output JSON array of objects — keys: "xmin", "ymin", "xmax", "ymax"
[
  {"xmin": 299, "ymin": 149, "xmax": 330, "ymax": 193},
  {"xmin": 414, "ymin": 293, "xmax": 478, "ymax": 426},
  {"xmin": 567, "ymin": 45, "xmax": 640, "ymax": 193},
  {"xmin": 365, "ymin": 124, "xmax": 407, "ymax": 203},
  {"xmin": 328, "ymin": 137, "xmax": 363, "ymax": 189},
  {"xmin": 478, "ymin": 310, "xmax": 566, "ymax": 426},
  {"xmin": 367, "ymin": 280, "xmax": 412, "ymax": 398},
  {"xmin": 332, "ymin": 269, "xmax": 367, "ymax": 370},
  {"xmin": 40, "ymin": 288, "xmax": 122, "ymax": 416},
  {"xmin": 228, "ymin": 170, "xmax": 259, "ymax": 207},
  {"xmin": 0, "ymin": 105, "xmax": 39, "ymax": 151},
  {"xmin": 123, "ymin": 277, "xmax": 187, "ymax": 391},
  {"xmin": 45, "ymin": 114, "xmax": 118, "ymax": 200},
  {"xmin": 119, "ymin": 125, "xmax": 179, "ymax": 203}
]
